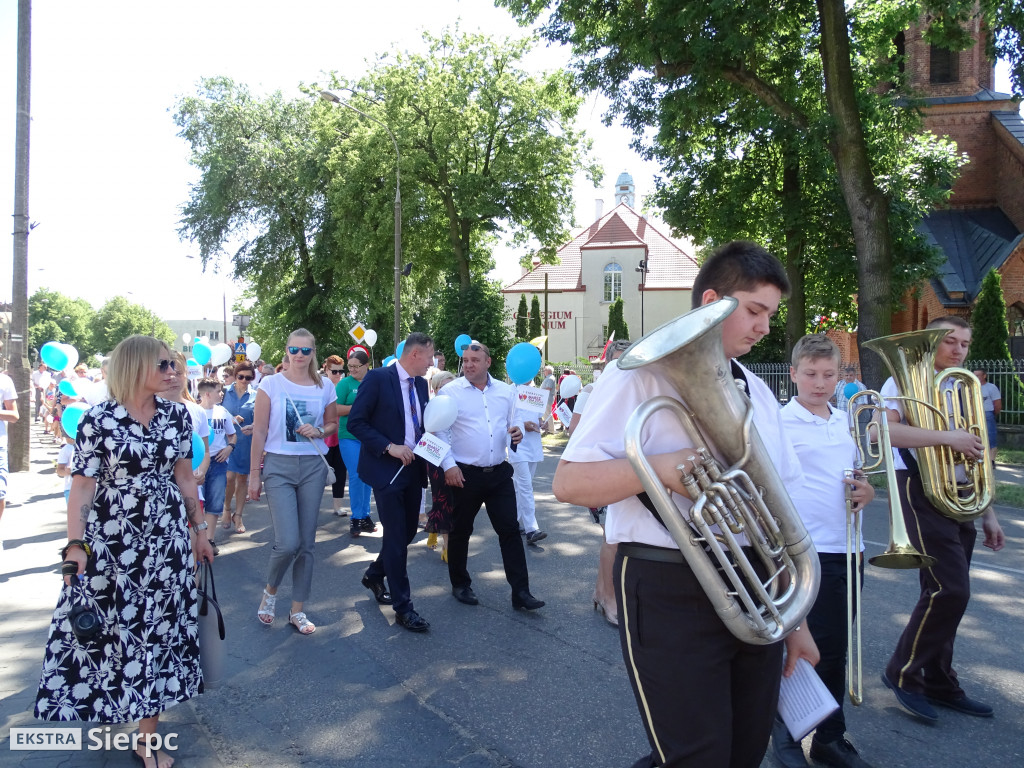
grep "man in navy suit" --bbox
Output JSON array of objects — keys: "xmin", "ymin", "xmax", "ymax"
[{"xmin": 348, "ymin": 332, "xmax": 435, "ymax": 632}]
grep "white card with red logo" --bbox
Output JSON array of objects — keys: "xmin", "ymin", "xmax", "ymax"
[
  {"xmin": 414, "ymin": 432, "xmax": 450, "ymax": 466},
  {"xmin": 516, "ymin": 385, "xmax": 548, "ymax": 415}
]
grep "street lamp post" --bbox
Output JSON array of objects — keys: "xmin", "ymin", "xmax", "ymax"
[
  {"xmin": 635, "ymin": 258, "xmax": 649, "ymax": 337},
  {"xmin": 320, "ymin": 90, "xmax": 402, "ymax": 348}
]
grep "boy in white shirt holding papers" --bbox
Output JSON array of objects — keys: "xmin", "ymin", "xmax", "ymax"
[{"xmin": 773, "ymin": 335, "xmax": 875, "ymax": 768}]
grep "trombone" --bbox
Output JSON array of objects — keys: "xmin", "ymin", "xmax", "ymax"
[{"xmin": 844, "ymin": 392, "xmax": 936, "ymax": 706}]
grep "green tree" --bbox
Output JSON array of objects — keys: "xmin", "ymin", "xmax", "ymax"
[
  {"xmin": 325, "ymin": 30, "xmax": 601, "ymax": 295},
  {"xmin": 94, "ymin": 297, "xmax": 175, "ymax": 353},
  {"xmin": 970, "ymin": 269, "xmax": 1013, "ymax": 362},
  {"xmin": 607, "ymin": 297, "xmax": 630, "ymax": 341},
  {"xmin": 515, "ymin": 294, "xmax": 529, "ymax": 341},
  {"xmin": 529, "ymin": 295, "xmax": 543, "ymax": 339},
  {"xmin": 28, "ymin": 288, "xmax": 97, "ymax": 362},
  {"xmin": 428, "ymin": 277, "xmax": 512, "ymax": 371},
  {"xmin": 498, "ymin": 0, "xmax": 1023, "ymax": 385}
]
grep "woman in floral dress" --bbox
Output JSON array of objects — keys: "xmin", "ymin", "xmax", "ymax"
[{"xmin": 35, "ymin": 335, "xmax": 213, "ymax": 768}]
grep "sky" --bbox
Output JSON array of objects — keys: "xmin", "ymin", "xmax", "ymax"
[{"xmin": 0, "ymin": 0, "xmax": 662, "ymax": 324}]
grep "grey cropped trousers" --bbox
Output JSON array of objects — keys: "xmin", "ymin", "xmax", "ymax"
[{"xmin": 263, "ymin": 453, "xmax": 327, "ymax": 603}]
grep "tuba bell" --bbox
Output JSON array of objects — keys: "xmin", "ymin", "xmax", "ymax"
[
  {"xmin": 863, "ymin": 329, "xmax": 993, "ymax": 522},
  {"xmin": 618, "ymin": 298, "xmax": 820, "ymax": 645}
]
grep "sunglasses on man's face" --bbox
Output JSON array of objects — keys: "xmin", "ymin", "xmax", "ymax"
[
  {"xmin": 328, "ymin": 369, "xmax": 344, "ymax": 375},
  {"xmin": 288, "ymin": 346, "xmax": 313, "ymax": 355},
  {"xmin": 157, "ymin": 359, "xmax": 178, "ymax": 372},
  {"xmin": 237, "ymin": 374, "xmax": 254, "ymax": 381}
]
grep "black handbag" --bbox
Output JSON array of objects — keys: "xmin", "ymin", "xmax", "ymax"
[{"xmin": 196, "ymin": 560, "xmax": 226, "ymax": 688}]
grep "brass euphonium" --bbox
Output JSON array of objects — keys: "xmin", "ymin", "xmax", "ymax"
[
  {"xmin": 863, "ymin": 329, "xmax": 993, "ymax": 522},
  {"xmin": 618, "ymin": 298, "xmax": 820, "ymax": 645}
]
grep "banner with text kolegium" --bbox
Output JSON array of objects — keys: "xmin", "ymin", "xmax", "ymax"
[
  {"xmin": 414, "ymin": 432, "xmax": 450, "ymax": 467},
  {"xmin": 516, "ymin": 385, "xmax": 548, "ymax": 415}
]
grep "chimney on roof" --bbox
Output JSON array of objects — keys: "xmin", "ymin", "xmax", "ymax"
[{"xmin": 595, "ymin": 199, "xmax": 604, "ymax": 221}]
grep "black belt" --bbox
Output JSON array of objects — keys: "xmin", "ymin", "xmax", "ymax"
[
  {"xmin": 619, "ymin": 543, "xmax": 684, "ymax": 564},
  {"xmin": 457, "ymin": 462, "xmax": 505, "ymax": 473},
  {"xmin": 619, "ymin": 542, "xmax": 757, "ymax": 569}
]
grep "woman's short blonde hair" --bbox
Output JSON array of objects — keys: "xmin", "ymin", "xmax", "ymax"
[
  {"xmin": 107, "ymin": 335, "xmax": 170, "ymax": 404},
  {"xmin": 430, "ymin": 370, "xmax": 456, "ymax": 394},
  {"xmin": 287, "ymin": 328, "xmax": 322, "ymax": 388}
]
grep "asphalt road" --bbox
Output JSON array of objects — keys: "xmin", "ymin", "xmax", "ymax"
[{"xmin": 1, "ymin": 424, "xmax": 1022, "ymax": 768}]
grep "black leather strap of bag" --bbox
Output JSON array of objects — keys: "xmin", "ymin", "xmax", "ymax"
[{"xmin": 197, "ymin": 561, "xmax": 226, "ymax": 640}]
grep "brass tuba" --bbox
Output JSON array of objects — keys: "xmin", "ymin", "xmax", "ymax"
[
  {"xmin": 863, "ymin": 329, "xmax": 993, "ymax": 522},
  {"xmin": 618, "ymin": 298, "xmax": 820, "ymax": 645}
]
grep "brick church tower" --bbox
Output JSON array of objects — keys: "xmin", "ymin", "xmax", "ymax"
[{"xmin": 888, "ymin": 18, "xmax": 1024, "ymax": 353}]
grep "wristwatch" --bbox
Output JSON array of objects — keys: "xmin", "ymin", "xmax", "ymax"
[{"xmin": 195, "ymin": 522, "xmax": 209, "ymax": 531}]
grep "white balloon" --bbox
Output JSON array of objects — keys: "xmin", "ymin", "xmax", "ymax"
[
  {"xmin": 559, "ymin": 374, "xmax": 583, "ymax": 399},
  {"xmin": 182, "ymin": 332, "xmax": 192, "ymax": 344},
  {"xmin": 246, "ymin": 342, "xmax": 262, "ymax": 361},
  {"xmin": 70, "ymin": 378, "xmax": 93, "ymax": 398},
  {"xmin": 210, "ymin": 343, "xmax": 233, "ymax": 366},
  {"xmin": 200, "ymin": 336, "xmax": 211, "ymax": 346},
  {"xmin": 58, "ymin": 343, "xmax": 79, "ymax": 370},
  {"xmin": 363, "ymin": 329, "xmax": 378, "ymax": 348},
  {"xmin": 423, "ymin": 395, "xmax": 458, "ymax": 433}
]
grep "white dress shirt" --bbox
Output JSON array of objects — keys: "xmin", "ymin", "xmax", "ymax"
[
  {"xmin": 439, "ymin": 375, "xmax": 515, "ymax": 470},
  {"xmin": 394, "ymin": 360, "xmax": 424, "ymax": 450},
  {"xmin": 563, "ymin": 360, "xmax": 804, "ymax": 548}
]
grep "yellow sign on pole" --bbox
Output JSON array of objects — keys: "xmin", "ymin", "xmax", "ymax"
[{"xmin": 349, "ymin": 322, "xmax": 367, "ymax": 343}]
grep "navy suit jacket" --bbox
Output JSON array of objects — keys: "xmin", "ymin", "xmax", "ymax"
[{"xmin": 347, "ymin": 364, "xmax": 430, "ymax": 490}]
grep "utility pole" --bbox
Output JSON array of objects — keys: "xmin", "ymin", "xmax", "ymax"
[{"xmin": 9, "ymin": 0, "xmax": 32, "ymax": 471}]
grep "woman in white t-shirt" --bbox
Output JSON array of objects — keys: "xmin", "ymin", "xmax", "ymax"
[{"xmin": 247, "ymin": 329, "xmax": 338, "ymax": 636}]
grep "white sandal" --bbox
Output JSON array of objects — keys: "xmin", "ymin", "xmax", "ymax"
[
  {"xmin": 257, "ymin": 589, "xmax": 276, "ymax": 625},
  {"xmin": 289, "ymin": 611, "xmax": 316, "ymax": 635}
]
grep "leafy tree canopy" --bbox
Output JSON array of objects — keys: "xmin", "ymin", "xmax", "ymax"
[
  {"xmin": 94, "ymin": 297, "xmax": 175, "ymax": 354},
  {"xmin": 28, "ymin": 288, "xmax": 98, "ymax": 362}
]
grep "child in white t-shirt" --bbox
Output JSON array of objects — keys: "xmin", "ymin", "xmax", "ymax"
[
  {"xmin": 56, "ymin": 436, "xmax": 75, "ymax": 503},
  {"xmin": 197, "ymin": 378, "xmax": 236, "ymax": 552}
]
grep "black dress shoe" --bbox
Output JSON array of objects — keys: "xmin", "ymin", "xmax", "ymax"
[
  {"xmin": 361, "ymin": 574, "xmax": 392, "ymax": 605},
  {"xmin": 395, "ymin": 610, "xmax": 430, "ymax": 632},
  {"xmin": 928, "ymin": 694, "xmax": 993, "ymax": 717},
  {"xmin": 809, "ymin": 738, "xmax": 874, "ymax": 768},
  {"xmin": 452, "ymin": 586, "xmax": 479, "ymax": 605},
  {"xmin": 881, "ymin": 672, "xmax": 937, "ymax": 722},
  {"xmin": 770, "ymin": 717, "xmax": 808, "ymax": 768},
  {"xmin": 511, "ymin": 590, "xmax": 545, "ymax": 610}
]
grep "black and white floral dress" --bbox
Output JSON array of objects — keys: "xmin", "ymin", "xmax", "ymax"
[{"xmin": 35, "ymin": 397, "xmax": 202, "ymax": 723}]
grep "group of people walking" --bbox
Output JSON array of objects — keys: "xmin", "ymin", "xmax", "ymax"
[{"xmin": 29, "ymin": 240, "xmax": 1008, "ymax": 767}]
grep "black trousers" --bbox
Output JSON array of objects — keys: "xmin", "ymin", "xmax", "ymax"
[
  {"xmin": 885, "ymin": 469, "xmax": 976, "ymax": 698},
  {"xmin": 804, "ymin": 552, "xmax": 863, "ymax": 744},
  {"xmin": 615, "ymin": 547, "xmax": 783, "ymax": 768},
  {"xmin": 366, "ymin": 460, "xmax": 423, "ymax": 615},
  {"xmin": 446, "ymin": 462, "xmax": 530, "ymax": 594},
  {"xmin": 325, "ymin": 443, "xmax": 347, "ymax": 499}
]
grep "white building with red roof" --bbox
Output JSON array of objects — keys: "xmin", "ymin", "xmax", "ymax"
[{"xmin": 502, "ymin": 172, "xmax": 699, "ymax": 363}]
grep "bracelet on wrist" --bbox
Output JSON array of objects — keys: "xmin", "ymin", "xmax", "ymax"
[{"xmin": 61, "ymin": 539, "xmax": 92, "ymax": 560}]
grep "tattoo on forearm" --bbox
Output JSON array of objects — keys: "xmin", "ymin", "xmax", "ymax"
[
  {"xmin": 184, "ymin": 497, "xmax": 200, "ymax": 525},
  {"xmin": 79, "ymin": 504, "xmax": 90, "ymax": 526}
]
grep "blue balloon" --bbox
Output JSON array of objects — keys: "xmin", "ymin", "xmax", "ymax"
[
  {"xmin": 192, "ymin": 342, "xmax": 212, "ymax": 366},
  {"xmin": 191, "ymin": 432, "xmax": 206, "ymax": 471},
  {"xmin": 61, "ymin": 402, "xmax": 89, "ymax": 440},
  {"xmin": 396, "ymin": 340, "xmax": 406, "ymax": 358},
  {"xmin": 383, "ymin": 355, "xmax": 397, "ymax": 367},
  {"xmin": 505, "ymin": 342, "xmax": 542, "ymax": 386},
  {"xmin": 844, "ymin": 382, "xmax": 861, "ymax": 401},
  {"xmin": 40, "ymin": 342, "xmax": 68, "ymax": 371},
  {"xmin": 58, "ymin": 379, "xmax": 77, "ymax": 397},
  {"xmin": 187, "ymin": 358, "xmax": 198, "ymax": 367},
  {"xmin": 454, "ymin": 334, "xmax": 472, "ymax": 358}
]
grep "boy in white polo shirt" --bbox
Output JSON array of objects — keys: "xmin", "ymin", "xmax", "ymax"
[{"xmin": 773, "ymin": 334, "xmax": 875, "ymax": 768}]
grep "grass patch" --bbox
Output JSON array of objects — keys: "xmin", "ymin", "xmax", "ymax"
[
  {"xmin": 541, "ymin": 431, "xmax": 569, "ymax": 449},
  {"xmin": 995, "ymin": 482, "xmax": 1024, "ymax": 509},
  {"xmin": 995, "ymin": 448, "xmax": 1024, "ymax": 466}
]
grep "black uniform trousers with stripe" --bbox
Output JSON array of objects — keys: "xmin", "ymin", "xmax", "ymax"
[
  {"xmin": 614, "ymin": 546, "xmax": 783, "ymax": 768},
  {"xmin": 885, "ymin": 469, "xmax": 977, "ymax": 699}
]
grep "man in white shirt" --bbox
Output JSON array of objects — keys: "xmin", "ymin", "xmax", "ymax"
[
  {"xmin": 555, "ymin": 242, "xmax": 818, "ymax": 768},
  {"xmin": 31, "ymin": 362, "xmax": 51, "ymax": 422},
  {"xmin": 974, "ymin": 368, "xmax": 1001, "ymax": 452},
  {"xmin": 440, "ymin": 342, "xmax": 544, "ymax": 611},
  {"xmin": 539, "ymin": 365, "xmax": 556, "ymax": 433}
]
